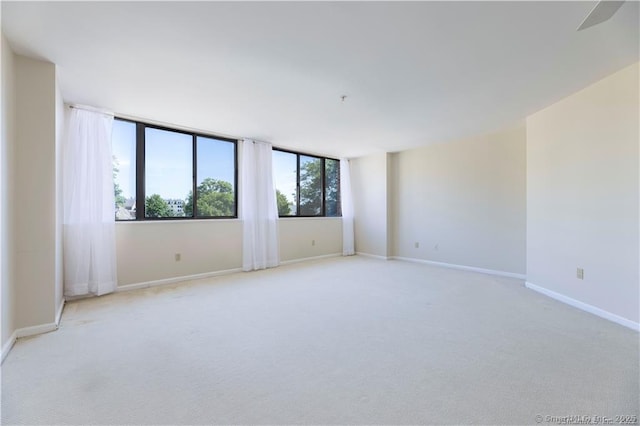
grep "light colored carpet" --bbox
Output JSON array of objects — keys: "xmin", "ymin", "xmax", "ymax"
[{"xmin": 2, "ymin": 256, "xmax": 638, "ymax": 425}]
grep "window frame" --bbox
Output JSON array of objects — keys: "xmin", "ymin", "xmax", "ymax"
[
  {"xmin": 114, "ymin": 117, "xmax": 238, "ymax": 221},
  {"xmin": 273, "ymin": 147, "xmax": 341, "ymax": 218},
  {"xmin": 323, "ymin": 157, "xmax": 341, "ymax": 218}
]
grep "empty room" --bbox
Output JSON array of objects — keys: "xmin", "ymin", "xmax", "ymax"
[{"xmin": 1, "ymin": 1, "xmax": 638, "ymax": 425}]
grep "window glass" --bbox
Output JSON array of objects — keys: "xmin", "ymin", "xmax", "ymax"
[
  {"xmin": 325, "ymin": 159, "xmax": 340, "ymax": 217},
  {"xmin": 299, "ymin": 155, "xmax": 322, "ymax": 216},
  {"xmin": 273, "ymin": 150, "xmax": 297, "ymax": 216},
  {"xmin": 112, "ymin": 119, "xmax": 136, "ymax": 220},
  {"xmin": 192, "ymin": 136, "xmax": 236, "ymax": 217},
  {"xmin": 144, "ymin": 127, "xmax": 192, "ymax": 218},
  {"xmin": 272, "ymin": 149, "xmax": 340, "ymax": 217},
  {"xmin": 113, "ymin": 119, "xmax": 238, "ymax": 221}
]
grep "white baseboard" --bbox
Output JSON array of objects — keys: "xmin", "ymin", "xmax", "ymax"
[
  {"xmin": 119, "ymin": 254, "xmax": 349, "ymax": 292},
  {"xmin": 120, "ymin": 254, "xmax": 348, "ymax": 292},
  {"xmin": 2, "ymin": 306, "xmax": 64, "ymax": 364},
  {"xmin": 280, "ymin": 253, "xmax": 342, "ymax": 266},
  {"xmin": 55, "ymin": 298, "xmax": 66, "ymax": 325},
  {"xmin": 16, "ymin": 322, "xmax": 59, "ymax": 338},
  {"xmin": 1, "ymin": 330, "xmax": 18, "ymax": 364},
  {"xmin": 117, "ymin": 267, "xmax": 243, "ymax": 293},
  {"xmin": 356, "ymin": 252, "xmax": 390, "ymax": 261},
  {"xmin": 525, "ymin": 281, "xmax": 640, "ymax": 332},
  {"xmin": 392, "ymin": 256, "xmax": 526, "ymax": 280},
  {"xmin": 2, "ymin": 321, "xmax": 59, "ymax": 364}
]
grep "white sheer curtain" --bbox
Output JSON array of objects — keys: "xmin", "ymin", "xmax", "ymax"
[
  {"xmin": 241, "ymin": 139, "xmax": 279, "ymax": 271},
  {"xmin": 340, "ymin": 158, "xmax": 355, "ymax": 256},
  {"xmin": 63, "ymin": 107, "xmax": 117, "ymax": 296}
]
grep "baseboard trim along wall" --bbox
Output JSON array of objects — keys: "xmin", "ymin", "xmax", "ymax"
[
  {"xmin": 2, "ymin": 304, "xmax": 65, "ymax": 364},
  {"xmin": 16, "ymin": 322, "xmax": 59, "ymax": 338},
  {"xmin": 55, "ymin": 299, "xmax": 65, "ymax": 326},
  {"xmin": 2, "ymin": 322, "xmax": 60, "ymax": 364},
  {"xmin": 117, "ymin": 267, "xmax": 244, "ymax": 293},
  {"xmin": 525, "ymin": 281, "xmax": 640, "ymax": 332},
  {"xmin": 280, "ymin": 253, "xmax": 342, "ymax": 266},
  {"xmin": 1, "ymin": 331, "xmax": 18, "ymax": 364},
  {"xmin": 392, "ymin": 256, "xmax": 526, "ymax": 280},
  {"xmin": 356, "ymin": 252, "xmax": 390, "ymax": 261},
  {"xmin": 120, "ymin": 254, "xmax": 345, "ymax": 292}
]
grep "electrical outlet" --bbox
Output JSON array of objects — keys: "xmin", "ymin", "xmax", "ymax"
[
  {"xmin": 576, "ymin": 268, "xmax": 584, "ymax": 280},
  {"xmin": 311, "ymin": 239, "xmax": 316, "ymax": 246},
  {"xmin": 175, "ymin": 253, "xmax": 181, "ymax": 262},
  {"xmin": 434, "ymin": 244, "xmax": 439, "ymax": 251},
  {"xmin": 414, "ymin": 242, "xmax": 419, "ymax": 248}
]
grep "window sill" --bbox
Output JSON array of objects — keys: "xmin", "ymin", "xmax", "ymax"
[
  {"xmin": 277, "ymin": 217, "xmax": 342, "ymax": 221},
  {"xmin": 115, "ymin": 218, "xmax": 241, "ymax": 225}
]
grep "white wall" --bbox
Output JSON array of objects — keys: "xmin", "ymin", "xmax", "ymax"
[
  {"xmin": 526, "ymin": 62, "xmax": 639, "ymax": 325},
  {"xmin": 116, "ymin": 218, "xmax": 342, "ymax": 286},
  {"xmin": 394, "ymin": 125, "xmax": 527, "ymax": 274},
  {"xmin": 350, "ymin": 153, "xmax": 389, "ymax": 258},
  {"xmin": 1, "ymin": 33, "xmax": 17, "ymax": 350},
  {"xmin": 13, "ymin": 55, "xmax": 58, "ymax": 329}
]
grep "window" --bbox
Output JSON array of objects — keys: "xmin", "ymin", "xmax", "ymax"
[
  {"xmin": 272, "ymin": 149, "xmax": 340, "ymax": 217},
  {"xmin": 325, "ymin": 158, "xmax": 340, "ymax": 217},
  {"xmin": 273, "ymin": 150, "xmax": 297, "ymax": 216},
  {"xmin": 299, "ymin": 155, "xmax": 322, "ymax": 215},
  {"xmin": 112, "ymin": 118, "xmax": 237, "ymax": 220},
  {"xmin": 144, "ymin": 128, "xmax": 192, "ymax": 218},
  {"xmin": 194, "ymin": 136, "xmax": 236, "ymax": 217},
  {"xmin": 112, "ymin": 120, "xmax": 136, "ymax": 220}
]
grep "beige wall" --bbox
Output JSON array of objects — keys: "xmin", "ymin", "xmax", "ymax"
[
  {"xmin": 526, "ymin": 62, "xmax": 639, "ymax": 324},
  {"xmin": 394, "ymin": 125, "xmax": 527, "ymax": 274},
  {"xmin": 2, "ymin": 45, "xmax": 61, "ymax": 353},
  {"xmin": 279, "ymin": 218, "xmax": 342, "ymax": 262},
  {"xmin": 54, "ymin": 75, "xmax": 65, "ymax": 318},
  {"xmin": 350, "ymin": 153, "xmax": 389, "ymax": 257},
  {"xmin": 116, "ymin": 220, "xmax": 243, "ymax": 286},
  {"xmin": 116, "ymin": 218, "xmax": 342, "ymax": 286},
  {"xmin": 387, "ymin": 153, "xmax": 398, "ymax": 257},
  {"xmin": 1, "ymin": 34, "xmax": 17, "ymax": 349},
  {"xmin": 14, "ymin": 55, "xmax": 58, "ymax": 329}
]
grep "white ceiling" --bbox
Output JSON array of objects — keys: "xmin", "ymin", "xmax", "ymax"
[{"xmin": 2, "ymin": 1, "xmax": 639, "ymax": 158}]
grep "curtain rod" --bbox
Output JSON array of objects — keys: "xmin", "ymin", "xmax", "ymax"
[
  {"xmin": 114, "ymin": 110, "xmax": 240, "ymax": 141},
  {"xmin": 116, "ymin": 112, "xmax": 268, "ymax": 147},
  {"xmin": 68, "ymin": 104, "xmax": 339, "ymax": 159},
  {"xmin": 68, "ymin": 103, "xmax": 114, "ymax": 117}
]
